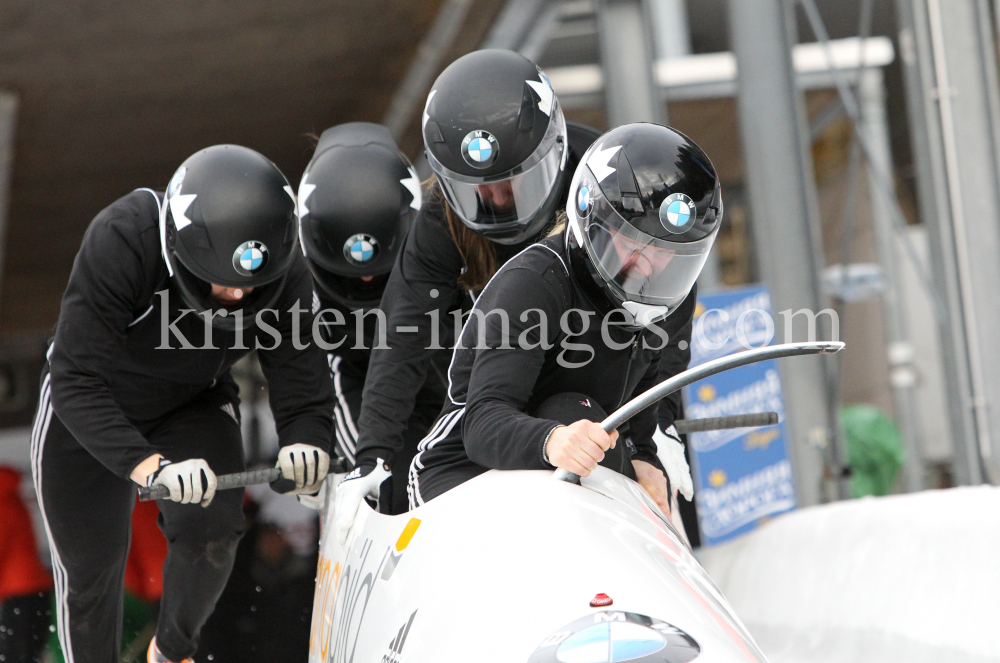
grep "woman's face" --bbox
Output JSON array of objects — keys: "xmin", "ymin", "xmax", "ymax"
[
  {"xmin": 475, "ymin": 180, "xmax": 516, "ymax": 212},
  {"xmin": 609, "ymin": 230, "xmax": 674, "ymax": 281},
  {"xmin": 210, "ymin": 284, "xmax": 254, "ymax": 307}
]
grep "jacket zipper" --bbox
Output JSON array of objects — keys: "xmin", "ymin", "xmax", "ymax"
[{"xmin": 617, "ymin": 334, "xmax": 641, "ymax": 409}]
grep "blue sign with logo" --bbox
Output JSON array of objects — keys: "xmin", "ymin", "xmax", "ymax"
[{"xmin": 682, "ymin": 284, "xmax": 796, "ymax": 546}]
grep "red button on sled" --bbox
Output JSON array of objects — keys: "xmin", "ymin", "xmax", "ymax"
[{"xmin": 590, "ymin": 593, "xmax": 613, "ymax": 607}]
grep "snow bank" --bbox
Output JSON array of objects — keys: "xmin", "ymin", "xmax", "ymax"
[{"xmin": 698, "ymin": 486, "xmax": 1000, "ymax": 663}]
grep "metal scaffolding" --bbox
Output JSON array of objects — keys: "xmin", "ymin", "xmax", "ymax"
[
  {"xmin": 895, "ymin": 0, "xmax": 1000, "ymax": 485},
  {"xmin": 727, "ymin": 0, "xmax": 838, "ymax": 505}
]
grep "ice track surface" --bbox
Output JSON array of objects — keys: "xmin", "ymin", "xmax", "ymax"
[{"xmin": 699, "ymin": 486, "xmax": 1000, "ymax": 663}]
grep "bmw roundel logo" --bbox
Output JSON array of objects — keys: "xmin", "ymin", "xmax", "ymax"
[
  {"xmin": 528, "ymin": 611, "xmax": 700, "ymax": 663},
  {"xmin": 232, "ymin": 241, "xmax": 269, "ymax": 276},
  {"xmin": 659, "ymin": 193, "xmax": 697, "ymax": 234},
  {"xmin": 461, "ymin": 130, "xmax": 499, "ymax": 168},
  {"xmin": 344, "ymin": 233, "xmax": 379, "ymax": 265},
  {"xmin": 577, "ymin": 178, "xmax": 594, "ymax": 217}
]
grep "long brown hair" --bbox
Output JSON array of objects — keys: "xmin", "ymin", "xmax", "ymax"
[{"xmin": 428, "ymin": 177, "xmax": 497, "ymax": 290}]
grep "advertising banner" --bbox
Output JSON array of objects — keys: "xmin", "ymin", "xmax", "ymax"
[{"xmin": 683, "ymin": 285, "xmax": 796, "ymax": 546}]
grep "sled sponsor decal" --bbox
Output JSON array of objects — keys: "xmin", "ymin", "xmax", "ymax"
[
  {"xmin": 308, "ymin": 557, "xmax": 342, "ymax": 662},
  {"xmin": 382, "ymin": 518, "xmax": 421, "ymax": 581},
  {"xmin": 311, "ymin": 525, "xmax": 422, "ymax": 662},
  {"xmin": 381, "ymin": 610, "xmax": 417, "ymax": 663},
  {"xmin": 396, "ymin": 518, "xmax": 421, "ymax": 551},
  {"xmin": 327, "ymin": 538, "xmax": 383, "ymax": 663},
  {"xmin": 528, "ymin": 611, "xmax": 700, "ymax": 663}
]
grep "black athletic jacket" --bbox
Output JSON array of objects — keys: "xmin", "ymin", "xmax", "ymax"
[
  {"xmin": 355, "ymin": 122, "xmax": 602, "ymax": 468},
  {"xmin": 409, "ymin": 233, "xmax": 695, "ymax": 504},
  {"xmin": 313, "ymin": 294, "xmax": 384, "ymax": 372},
  {"xmin": 47, "ymin": 189, "xmax": 335, "ymax": 480}
]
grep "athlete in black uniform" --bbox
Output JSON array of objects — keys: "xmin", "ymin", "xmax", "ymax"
[
  {"xmin": 297, "ymin": 122, "xmax": 445, "ymax": 514},
  {"xmin": 407, "ymin": 123, "xmax": 722, "ymax": 511},
  {"xmin": 31, "ymin": 146, "xmax": 334, "ymax": 663},
  {"xmin": 336, "ymin": 50, "xmax": 601, "ymax": 539}
]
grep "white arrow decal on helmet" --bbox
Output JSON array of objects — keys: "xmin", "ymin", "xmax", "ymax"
[
  {"xmin": 526, "ymin": 79, "xmax": 554, "ymax": 117},
  {"xmin": 297, "ymin": 177, "xmax": 316, "ymax": 219},
  {"xmin": 169, "ymin": 193, "xmax": 197, "ymax": 231},
  {"xmin": 422, "ymin": 89, "xmax": 437, "ymax": 130},
  {"xmin": 401, "ymin": 167, "xmax": 422, "ymax": 210},
  {"xmin": 587, "ymin": 143, "xmax": 622, "ymax": 182}
]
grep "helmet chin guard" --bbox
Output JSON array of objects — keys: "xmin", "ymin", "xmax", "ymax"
[{"xmin": 622, "ymin": 301, "xmax": 672, "ymax": 329}]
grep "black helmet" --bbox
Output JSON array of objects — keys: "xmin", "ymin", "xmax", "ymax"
[
  {"xmin": 566, "ymin": 123, "xmax": 722, "ymax": 328},
  {"xmin": 298, "ymin": 123, "xmax": 420, "ymax": 310},
  {"xmin": 422, "ymin": 49, "xmax": 568, "ymax": 245},
  {"xmin": 160, "ymin": 145, "xmax": 298, "ymax": 330}
]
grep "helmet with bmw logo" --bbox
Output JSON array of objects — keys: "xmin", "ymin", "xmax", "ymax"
[
  {"xmin": 161, "ymin": 144, "xmax": 298, "ymax": 331},
  {"xmin": 566, "ymin": 123, "xmax": 722, "ymax": 329},
  {"xmin": 297, "ymin": 122, "xmax": 420, "ymax": 310},
  {"xmin": 422, "ymin": 49, "xmax": 568, "ymax": 245}
]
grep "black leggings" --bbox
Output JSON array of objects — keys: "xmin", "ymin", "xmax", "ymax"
[
  {"xmin": 31, "ymin": 368, "xmax": 246, "ymax": 662},
  {"xmin": 0, "ymin": 592, "xmax": 51, "ymax": 663}
]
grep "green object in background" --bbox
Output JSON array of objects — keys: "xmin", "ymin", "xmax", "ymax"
[{"xmin": 840, "ymin": 404, "xmax": 906, "ymax": 498}]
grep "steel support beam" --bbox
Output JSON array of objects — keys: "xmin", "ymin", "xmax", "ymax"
[
  {"xmin": 646, "ymin": 0, "xmax": 726, "ymax": 291},
  {"xmin": 728, "ymin": 0, "xmax": 836, "ymax": 505},
  {"xmin": 895, "ymin": 0, "xmax": 1000, "ymax": 485},
  {"xmin": 858, "ymin": 68, "xmax": 925, "ymax": 491},
  {"xmin": 649, "ymin": 0, "xmax": 691, "ymax": 61},
  {"xmin": 381, "ymin": 0, "xmax": 474, "ymax": 141},
  {"xmin": 0, "ymin": 92, "xmax": 17, "ymax": 312},
  {"xmin": 596, "ymin": 0, "xmax": 663, "ymax": 126}
]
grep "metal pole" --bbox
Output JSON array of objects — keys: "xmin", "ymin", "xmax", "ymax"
[
  {"xmin": 596, "ymin": 0, "xmax": 663, "ymax": 126},
  {"xmin": 0, "ymin": 92, "xmax": 17, "ymax": 313},
  {"xmin": 648, "ymin": 0, "xmax": 691, "ymax": 61},
  {"xmin": 646, "ymin": 0, "xmax": 727, "ymax": 291},
  {"xmin": 894, "ymin": 0, "xmax": 1000, "ymax": 485},
  {"xmin": 894, "ymin": 0, "xmax": 977, "ymax": 484},
  {"xmin": 381, "ymin": 0, "xmax": 474, "ymax": 141},
  {"xmin": 554, "ymin": 342, "xmax": 844, "ymax": 485},
  {"xmin": 727, "ymin": 0, "xmax": 839, "ymax": 505},
  {"xmin": 858, "ymin": 68, "xmax": 925, "ymax": 491},
  {"xmin": 926, "ymin": 0, "xmax": 1000, "ymax": 484}
]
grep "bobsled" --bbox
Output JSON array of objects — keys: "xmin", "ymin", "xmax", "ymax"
[
  {"xmin": 309, "ymin": 466, "xmax": 769, "ymax": 663},
  {"xmin": 306, "ymin": 342, "xmax": 844, "ymax": 663}
]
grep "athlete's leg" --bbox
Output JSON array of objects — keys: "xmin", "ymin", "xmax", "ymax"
[
  {"xmin": 147, "ymin": 389, "xmax": 246, "ymax": 661},
  {"xmin": 32, "ymin": 371, "xmax": 135, "ymax": 663}
]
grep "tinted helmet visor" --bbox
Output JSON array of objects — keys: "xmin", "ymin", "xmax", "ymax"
[
  {"xmin": 577, "ymin": 166, "xmax": 717, "ymax": 309},
  {"xmin": 429, "ymin": 106, "xmax": 567, "ymax": 235}
]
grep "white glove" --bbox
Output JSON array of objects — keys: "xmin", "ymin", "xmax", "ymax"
[
  {"xmin": 276, "ymin": 444, "xmax": 331, "ymax": 495},
  {"xmin": 336, "ymin": 459, "xmax": 391, "ymax": 545},
  {"xmin": 653, "ymin": 425, "xmax": 694, "ymax": 501},
  {"xmin": 149, "ymin": 458, "xmax": 218, "ymax": 507},
  {"xmin": 297, "ymin": 479, "xmax": 328, "ymax": 510}
]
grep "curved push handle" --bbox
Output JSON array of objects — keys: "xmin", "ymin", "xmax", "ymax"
[{"xmin": 553, "ymin": 341, "xmax": 843, "ymax": 483}]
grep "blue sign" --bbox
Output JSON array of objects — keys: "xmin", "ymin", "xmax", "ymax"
[{"xmin": 682, "ymin": 284, "xmax": 796, "ymax": 546}]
